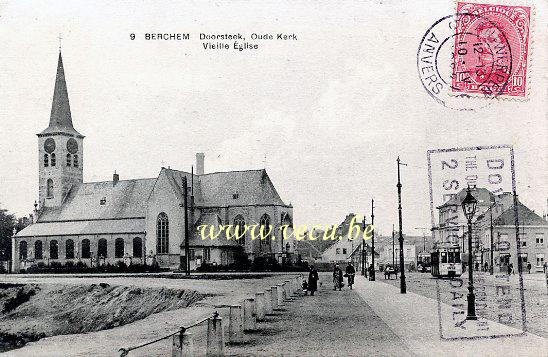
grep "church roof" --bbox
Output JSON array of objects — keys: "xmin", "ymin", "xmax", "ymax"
[
  {"xmin": 15, "ymin": 218, "xmax": 145, "ymax": 237},
  {"xmin": 37, "ymin": 178, "xmax": 156, "ymax": 222},
  {"xmin": 162, "ymin": 168, "xmax": 288, "ymax": 207},
  {"xmin": 198, "ymin": 169, "xmax": 286, "ymax": 207},
  {"xmin": 38, "ymin": 51, "xmax": 83, "ymax": 138}
]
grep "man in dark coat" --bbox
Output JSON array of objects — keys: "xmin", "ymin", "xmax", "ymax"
[
  {"xmin": 333, "ymin": 264, "xmax": 343, "ymax": 290},
  {"xmin": 307, "ymin": 265, "xmax": 319, "ymax": 296},
  {"xmin": 345, "ymin": 263, "xmax": 356, "ymax": 289}
]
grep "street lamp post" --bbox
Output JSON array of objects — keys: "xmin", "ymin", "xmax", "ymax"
[
  {"xmin": 182, "ymin": 176, "xmax": 190, "ymax": 276},
  {"xmin": 461, "ymin": 186, "xmax": 478, "ymax": 320},
  {"xmin": 371, "ymin": 199, "xmax": 375, "ymax": 281},
  {"xmin": 397, "ymin": 157, "xmax": 407, "ymax": 294},
  {"xmin": 362, "ymin": 215, "xmax": 367, "ymax": 277}
]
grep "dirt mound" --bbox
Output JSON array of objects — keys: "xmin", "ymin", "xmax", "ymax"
[{"xmin": 0, "ymin": 283, "xmax": 204, "ymax": 352}]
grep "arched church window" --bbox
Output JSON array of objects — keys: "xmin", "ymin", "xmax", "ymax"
[
  {"xmin": 115, "ymin": 238, "xmax": 125, "ymax": 258},
  {"xmin": 234, "ymin": 215, "xmax": 246, "ymax": 246},
  {"xmin": 50, "ymin": 240, "xmax": 59, "ymax": 259},
  {"xmin": 19, "ymin": 241, "xmax": 27, "ymax": 260},
  {"xmin": 65, "ymin": 239, "xmax": 75, "ymax": 259},
  {"xmin": 35, "ymin": 240, "xmax": 43, "ymax": 260},
  {"xmin": 259, "ymin": 214, "xmax": 271, "ymax": 249},
  {"xmin": 81, "ymin": 239, "xmax": 91, "ymax": 259},
  {"xmin": 50, "ymin": 153, "xmax": 56, "ymax": 166},
  {"xmin": 47, "ymin": 179, "xmax": 54, "ymax": 198},
  {"xmin": 157, "ymin": 213, "xmax": 169, "ymax": 254},
  {"xmin": 66, "ymin": 154, "xmax": 72, "ymax": 167},
  {"xmin": 73, "ymin": 154, "xmax": 79, "ymax": 168},
  {"xmin": 44, "ymin": 154, "xmax": 49, "ymax": 167},
  {"xmin": 98, "ymin": 238, "xmax": 108, "ymax": 258},
  {"xmin": 133, "ymin": 237, "xmax": 143, "ymax": 258}
]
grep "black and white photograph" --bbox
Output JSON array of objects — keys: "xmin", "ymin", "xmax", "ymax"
[{"xmin": 0, "ymin": 0, "xmax": 546, "ymax": 356}]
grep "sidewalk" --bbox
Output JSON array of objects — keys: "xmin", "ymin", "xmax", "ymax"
[{"xmin": 353, "ymin": 276, "xmax": 548, "ymax": 357}]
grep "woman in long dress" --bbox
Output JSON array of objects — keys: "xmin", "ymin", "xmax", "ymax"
[{"xmin": 307, "ymin": 265, "xmax": 319, "ymax": 296}]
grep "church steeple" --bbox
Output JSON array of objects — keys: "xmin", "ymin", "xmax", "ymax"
[
  {"xmin": 37, "ymin": 49, "xmax": 84, "ymax": 208},
  {"xmin": 39, "ymin": 50, "xmax": 83, "ymax": 137}
]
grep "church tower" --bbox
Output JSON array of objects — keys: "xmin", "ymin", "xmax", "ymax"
[{"xmin": 37, "ymin": 51, "xmax": 84, "ymax": 208}]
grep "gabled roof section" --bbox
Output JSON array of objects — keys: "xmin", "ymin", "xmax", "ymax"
[
  {"xmin": 437, "ymin": 187, "xmax": 495, "ymax": 209},
  {"xmin": 198, "ymin": 169, "xmax": 286, "ymax": 207},
  {"xmin": 36, "ymin": 178, "xmax": 156, "ymax": 222},
  {"xmin": 39, "ymin": 51, "xmax": 83, "ymax": 138},
  {"xmin": 493, "ymin": 202, "xmax": 548, "ymax": 226}
]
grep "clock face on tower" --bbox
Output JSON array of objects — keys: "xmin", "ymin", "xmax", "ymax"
[
  {"xmin": 67, "ymin": 138, "xmax": 78, "ymax": 154},
  {"xmin": 44, "ymin": 138, "xmax": 56, "ymax": 153}
]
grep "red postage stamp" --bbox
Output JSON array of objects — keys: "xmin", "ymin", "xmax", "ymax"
[{"xmin": 452, "ymin": 2, "xmax": 531, "ymax": 98}]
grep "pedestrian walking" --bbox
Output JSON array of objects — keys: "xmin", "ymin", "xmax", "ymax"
[
  {"xmin": 484, "ymin": 262, "xmax": 489, "ymax": 272},
  {"xmin": 345, "ymin": 263, "xmax": 356, "ymax": 289},
  {"xmin": 333, "ymin": 264, "xmax": 343, "ymax": 291},
  {"xmin": 367, "ymin": 264, "xmax": 374, "ymax": 281},
  {"xmin": 307, "ymin": 265, "xmax": 319, "ymax": 296},
  {"xmin": 507, "ymin": 263, "xmax": 513, "ymax": 275},
  {"xmin": 527, "ymin": 262, "xmax": 531, "ymax": 274},
  {"xmin": 475, "ymin": 262, "xmax": 479, "ymax": 271}
]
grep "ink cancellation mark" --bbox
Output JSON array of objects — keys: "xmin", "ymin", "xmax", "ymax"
[
  {"xmin": 427, "ymin": 145, "xmax": 526, "ymax": 340},
  {"xmin": 417, "ymin": 10, "xmax": 514, "ymax": 110}
]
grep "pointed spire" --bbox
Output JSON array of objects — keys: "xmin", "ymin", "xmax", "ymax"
[{"xmin": 39, "ymin": 50, "xmax": 83, "ymax": 137}]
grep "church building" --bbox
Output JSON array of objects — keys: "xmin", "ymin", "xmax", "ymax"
[{"xmin": 12, "ymin": 51, "xmax": 294, "ymax": 272}]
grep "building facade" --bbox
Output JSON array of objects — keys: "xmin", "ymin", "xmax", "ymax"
[{"xmin": 12, "ymin": 51, "xmax": 293, "ymax": 272}]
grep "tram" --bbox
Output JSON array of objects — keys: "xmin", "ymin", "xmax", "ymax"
[
  {"xmin": 431, "ymin": 243, "xmax": 462, "ymax": 278},
  {"xmin": 417, "ymin": 252, "xmax": 431, "ymax": 272}
]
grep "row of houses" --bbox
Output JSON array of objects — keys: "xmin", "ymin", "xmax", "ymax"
[{"xmin": 433, "ymin": 187, "xmax": 547, "ymax": 272}]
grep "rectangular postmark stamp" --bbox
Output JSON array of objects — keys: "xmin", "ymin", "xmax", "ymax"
[
  {"xmin": 452, "ymin": 2, "xmax": 531, "ymax": 98},
  {"xmin": 427, "ymin": 145, "xmax": 527, "ymax": 339}
]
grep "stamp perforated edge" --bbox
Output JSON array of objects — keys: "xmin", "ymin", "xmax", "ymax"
[{"xmin": 447, "ymin": 0, "xmax": 536, "ymax": 102}]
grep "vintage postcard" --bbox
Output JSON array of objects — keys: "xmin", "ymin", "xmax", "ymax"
[{"xmin": 0, "ymin": 0, "xmax": 546, "ymax": 356}]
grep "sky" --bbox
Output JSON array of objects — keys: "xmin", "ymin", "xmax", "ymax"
[{"xmin": 0, "ymin": 0, "xmax": 546, "ymax": 236}]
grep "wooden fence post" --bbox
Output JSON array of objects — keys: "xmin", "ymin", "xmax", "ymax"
[{"xmin": 206, "ymin": 313, "xmax": 224, "ymax": 356}]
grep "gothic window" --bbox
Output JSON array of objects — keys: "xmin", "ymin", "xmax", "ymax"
[
  {"xmin": 66, "ymin": 154, "xmax": 72, "ymax": 167},
  {"xmin": 81, "ymin": 239, "xmax": 91, "ymax": 259},
  {"xmin": 19, "ymin": 241, "xmax": 27, "ymax": 260},
  {"xmin": 203, "ymin": 247, "xmax": 211, "ymax": 262},
  {"xmin": 115, "ymin": 238, "xmax": 125, "ymax": 258},
  {"xmin": 47, "ymin": 179, "xmax": 54, "ymax": 198},
  {"xmin": 157, "ymin": 213, "xmax": 169, "ymax": 254},
  {"xmin": 234, "ymin": 215, "xmax": 246, "ymax": 246},
  {"xmin": 34, "ymin": 240, "xmax": 43, "ymax": 260},
  {"xmin": 50, "ymin": 153, "xmax": 56, "ymax": 166},
  {"xmin": 73, "ymin": 154, "xmax": 79, "ymax": 168},
  {"xmin": 98, "ymin": 238, "xmax": 108, "ymax": 258},
  {"xmin": 132, "ymin": 237, "xmax": 143, "ymax": 258},
  {"xmin": 259, "ymin": 214, "xmax": 271, "ymax": 249},
  {"xmin": 50, "ymin": 240, "xmax": 59, "ymax": 259},
  {"xmin": 65, "ymin": 239, "xmax": 75, "ymax": 259},
  {"xmin": 44, "ymin": 154, "xmax": 49, "ymax": 167}
]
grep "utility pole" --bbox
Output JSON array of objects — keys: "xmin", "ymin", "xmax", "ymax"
[
  {"xmin": 397, "ymin": 156, "xmax": 407, "ymax": 294},
  {"xmin": 362, "ymin": 215, "xmax": 367, "ymax": 277},
  {"xmin": 392, "ymin": 224, "xmax": 395, "ymax": 266},
  {"xmin": 371, "ymin": 199, "xmax": 376, "ymax": 281},
  {"xmin": 182, "ymin": 175, "xmax": 190, "ymax": 275}
]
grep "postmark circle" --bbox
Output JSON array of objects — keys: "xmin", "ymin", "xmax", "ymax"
[{"xmin": 417, "ymin": 13, "xmax": 513, "ymax": 111}]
